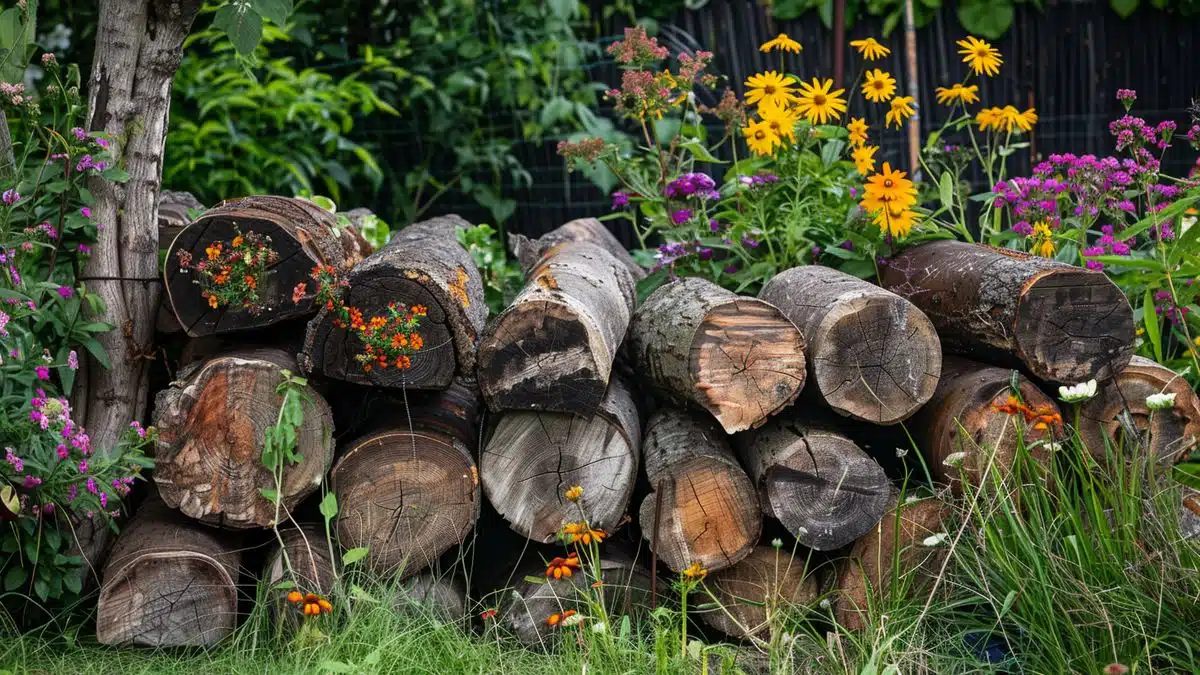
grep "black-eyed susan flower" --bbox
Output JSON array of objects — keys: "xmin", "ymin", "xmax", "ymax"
[
  {"xmin": 847, "ymin": 117, "xmax": 868, "ymax": 147},
  {"xmin": 872, "ymin": 202, "xmax": 918, "ymax": 239},
  {"xmin": 976, "ymin": 106, "xmax": 1004, "ymax": 131},
  {"xmin": 564, "ymin": 485, "xmax": 583, "ymax": 502},
  {"xmin": 934, "ymin": 83, "xmax": 980, "ymax": 106},
  {"xmin": 562, "ymin": 521, "xmax": 607, "ymax": 545},
  {"xmin": 744, "ymin": 71, "xmax": 798, "ymax": 109},
  {"xmin": 759, "ymin": 33, "xmax": 802, "ymax": 54},
  {"xmin": 852, "ymin": 144, "xmax": 878, "ymax": 176},
  {"xmin": 861, "ymin": 163, "xmax": 917, "ymax": 213},
  {"xmin": 681, "ymin": 561, "xmax": 708, "ymax": 580},
  {"xmin": 760, "ymin": 100, "xmax": 800, "ymax": 142},
  {"xmin": 1003, "ymin": 105, "xmax": 1038, "ymax": 132},
  {"xmin": 794, "ymin": 77, "xmax": 847, "ymax": 125},
  {"xmin": 850, "ymin": 37, "xmax": 891, "ymax": 60},
  {"xmin": 545, "ymin": 552, "xmax": 581, "ymax": 580},
  {"xmin": 742, "ymin": 119, "xmax": 780, "ymax": 156},
  {"xmin": 861, "ymin": 69, "xmax": 896, "ymax": 103},
  {"xmin": 885, "ymin": 96, "xmax": 915, "ymax": 129},
  {"xmin": 956, "ymin": 36, "xmax": 1003, "ymax": 77}
]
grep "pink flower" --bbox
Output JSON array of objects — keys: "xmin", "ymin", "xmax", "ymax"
[
  {"xmin": 57, "ymin": 444, "xmax": 69, "ymax": 460},
  {"xmin": 57, "ymin": 286, "xmax": 73, "ymax": 298},
  {"xmin": 35, "ymin": 365, "xmax": 50, "ymax": 380},
  {"xmin": 80, "ymin": 206, "xmax": 92, "ymax": 219},
  {"xmin": 78, "ymin": 460, "xmax": 88, "ymax": 473},
  {"xmin": 67, "ymin": 350, "xmax": 78, "ymax": 370},
  {"xmin": 86, "ymin": 478, "xmax": 97, "ymax": 494}
]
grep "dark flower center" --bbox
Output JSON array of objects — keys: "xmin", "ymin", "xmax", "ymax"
[{"xmin": 884, "ymin": 179, "xmax": 894, "ymax": 188}]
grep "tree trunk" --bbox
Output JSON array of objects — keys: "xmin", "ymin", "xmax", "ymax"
[
  {"xmin": 833, "ymin": 497, "xmax": 948, "ymax": 632},
  {"xmin": 301, "ymin": 215, "xmax": 486, "ymax": 390},
  {"xmin": 481, "ymin": 375, "xmax": 641, "ymax": 542},
  {"xmin": 393, "ymin": 574, "xmax": 468, "ymax": 622},
  {"xmin": 907, "ymin": 356, "xmax": 1062, "ymax": 494},
  {"xmin": 629, "ymin": 277, "xmax": 807, "ymax": 434},
  {"xmin": 96, "ymin": 495, "xmax": 242, "ymax": 647},
  {"xmin": 638, "ymin": 409, "xmax": 761, "ymax": 573},
  {"xmin": 331, "ymin": 377, "xmax": 482, "ymax": 578},
  {"xmin": 1078, "ymin": 355, "xmax": 1200, "ymax": 466},
  {"xmin": 509, "ymin": 217, "xmax": 644, "ymax": 280},
  {"xmin": 478, "ymin": 238, "xmax": 637, "ymax": 415},
  {"xmin": 77, "ymin": 0, "xmax": 204, "ymax": 455},
  {"xmin": 164, "ymin": 196, "xmax": 351, "ymax": 336},
  {"xmin": 759, "ymin": 265, "xmax": 941, "ymax": 424},
  {"xmin": 151, "ymin": 348, "xmax": 335, "ymax": 528},
  {"xmin": 878, "ymin": 240, "xmax": 1135, "ymax": 384},
  {"xmin": 696, "ymin": 546, "xmax": 817, "ymax": 639},
  {"xmin": 263, "ymin": 523, "xmax": 335, "ymax": 631},
  {"xmin": 735, "ymin": 417, "xmax": 893, "ymax": 551}
]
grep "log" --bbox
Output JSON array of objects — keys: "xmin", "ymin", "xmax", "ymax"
[
  {"xmin": 638, "ymin": 409, "xmax": 761, "ymax": 573},
  {"xmin": 696, "ymin": 546, "xmax": 818, "ymax": 639},
  {"xmin": 335, "ymin": 207, "xmax": 377, "ymax": 267},
  {"xmin": 151, "ymin": 348, "xmax": 335, "ymax": 528},
  {"xmin": 833, "ymin": 497, "xmax": 949, "ymax": 632},
  {"xmin": 907, "ymin": 356, "xmax": 1063, "ymax": 494},
  {"xmin": 165, "ymin": 195, "xmax": 350, "ymax": 336},
  {"xmin": 263, "ymin": 524, "xmax": 335, "ymax": 630},
  {"xmin": 758, "ymin": 266, "xmax": 941, "ymax": 424},
  {"xmin": 393, "ymin": 574, "xmax": 468, "ymax": 622},
  {"xmin": 478, "ymin": 236, "xmax": 637, "ymax": 415},
  {"xmin": 1078, "ymin": 356, "xmax": 1200, "ymax": 466},
  {"xmin": 302, "ymin": 214, "xmax": 486, "ymax": 390},
  {"xmin": 482, "ymin": 375, "xmax": 641, "ymax": 542},
  {"xmin": 332, "ymin": 377, "xmax": 482, "ymax": 578},
  {"xmin": 97, "ymin": 496, "xmax": 242, "ymax": 647},
  {"xmin": 735, "ymin": 418, "xmax": 893, "ymax": 551},
  {"xmin": 878, "ymin": 240, "xmax": 1135, "ymax": 384},
  {"xmin": 509, "ymin": 217, "xmax": 644, "ymax": 280},
  {"xmin": 157, "ymin": 189, "xmax": 204, "ymax": 247},
  {"xmin": 1183, "ymin": 488, "xmax": 1200, "ymax": 541},
  {"xmin": 629, "ymin": 277, "xmax": 807, "ymax": 434}
]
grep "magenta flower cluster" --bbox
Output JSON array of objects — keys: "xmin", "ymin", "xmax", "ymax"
[
  {"xmin": 1109, "ymin": 114, "xmax": 1175, "ymax": 153},
  {"xmin": 664, "ymin": 172, "xmax": 720, "ymax": 200},
  {"xmin": 1081, "ymin": 225, "xmax": 1134, "ymax": 271},
  {"xmin": 739, "ymin": 173, "xmax": 780, "ymax": 188}
]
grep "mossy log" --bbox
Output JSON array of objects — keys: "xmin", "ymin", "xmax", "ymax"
[
  {"xmin": 302, "ymin": 215, "xmax": 486, "ymax": 390},
  {"xmin": 878, "ymin": 240, "xmax": 1135, "ymax": 384},
  {"xmin": 759, "ymin": 265, "xmax": 941, "ymax": 424},
  {"xmin": 151, "ymin": 348, "xmax": 335, "ymax": 528},
  {"xmin": 629, "ymin": 277, "xmax": 807, "ymax": 434},
  {"xmin": 696, "ymin": 546, "xmax": 818, "ymax": 639}
]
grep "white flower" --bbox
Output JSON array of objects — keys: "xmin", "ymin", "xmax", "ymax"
[
  {"xmin": 561, "ymin": 612, "xmax": 585, "ymax": 627},
  {"xmin": 819, "ymin": 598, "xmax": 832, "ymax": 609},
  {"xmin": 1183, "ymin": 215, "xmax": 1197, "ymax": 235},
  {"xmin": 921, "ymin": 532, "xmax": 949, "ymax": 547},
  {"xmin": 796, "ymin": 526, "xmax": 809, "ymax": 536},
  {"xmin": 1058, "ymin": 379, "xmax": 1098, "ymax": 403},
  {"xmin": 943, "ymin": 451, "xmax": 968, "ymax": 468},
  {"xmin": 590, "ymin": 621, "xmax": 607, "ymax": 634},
  {"xmin": 895, "ymin": 447, "xmax": 909, "ymax": 458},
  {"xmin": 771, "ymin": 538, "xmax": 783, "ymax": 549},
  {"xmin": 904, "ymin": 494, "xmax": 921, "ymax": 504},
  {"xmin": 1146, "ymin": 392, "xmax": 1177, "ymax": 410}
]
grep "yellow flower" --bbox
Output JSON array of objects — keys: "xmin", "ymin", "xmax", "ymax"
[
  {"xmin": 564, "ymin": 485, "xmax": 583, "ymax": 502},
  {"xmin": 873, "ymin": 202, "xmax": 918, "ymax": 239},
  {"xmin": 934, "ymin": 83, "xmax": 980, "ymax": 106},
  {"xmin": 744, "ymin": 71, "xmax": 798, "ymax": 109},
  {"xmin": 562, "ymin": 521, "xmax": 606, "ymax": 546},
  {"xmin": 1032, "ymin": 220, "xmax": 1055, "ymax": 257},
  {"xmin": 760, "ymin": 100, "xmax": 799, "ymax": 142},
  {"xmin": 205, "ymin": 243, "xmax": 222, "ymax": 260},
  {"xmin": 759, "ymin": 33, "xmax": 802, "ymax": 54},
  {"xmin": 957, "ymin": 36, "xmax": 1003, "ymax": 77},
  {"xmin": 848, "ymin": 118, "xmax": 868, "ymax": 148},
  {"xmin": 850, "ymin": 37, "xmax": 890, "ymax": 60},
  {"xmin": 852, "ymin": 144, "xmax": 878, "ymax": 176},
  {"xmin": 742, "ymin": 119, "xmax": 780, "ymax": 156},
  {"xmin": 861, "ymin": 69, "xmax": 896, "ymax": 103},
  {"xmin": 885, "ymin": 95, "xmax": 915, "ymax": 129},
  {"xmin": 794, "ymin": 77, "xmax": 847, "ymax": 125},
  {"xmin": 861, "ymin": 162, "xmax": 917, "ymax": 213},
  {"xmin": 976, "ymin": 106, "xmax": 1004, "ymax": 131},
  {"xmin": 1003, "ymin": 106, "xmax": 1038, "ymax": 132},
  {"xmin": 681, "ymin": 561, "xmax": 708, "ymax": 580}
]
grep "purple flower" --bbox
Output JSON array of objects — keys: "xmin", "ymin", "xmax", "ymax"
[
  {"xmin": 57, "ymin": 286, "xmax": 74, "ymax": 298},
  {"xmin": 23, "ymin": 476, "xmax": 42, "ymax": 489},
  {"xmin": 670, "ymin": 208, "xmax": 693, "ymax": 225},
  {"xmin": 80, "ymin": 206, "xmax": 92, "ymax": 219},
  {"xmin": 840, "ymin": 240, "xmax": 855, "ymax": 251},
  {"xmin": 0, "ymin": 310, "xmax": 8, "ymax": 337},
  {"xmin": 77, "ymin": 244, "xmax": 92, "ymax": 256},
  {"xmin": 68, "ymin": 484, "xmax": 77, "ymax": 501},
  {"xmin": 5, "ymin": 448, "xmax": 23, "ymax": 472},
  {"xmin": 665, "ymin": 172, "xmax": 718, "ymax": 200},
  {"xmin": 742, "ymin": 235, "xmax": 759, "ymax": 248},
  {"xmin": 709, "ymin": 219, "xmax": 721, "ymax": 233},
  {"xmin": 723, "ymin": 264, "xmax": 738, "ymax": 274},
  {"xmin": 99, "ymin": 492, "xmax": 108, "ymax": 508},
  {"xmin": 78, "ymin": 460, "xmax": 88, "ymax": 474},
  {"xmin": 130, "ymin": 420, "xmax": 146, "ymax": 438},
  {"xmin": 86, "ymin": 478, "xmax": 97, "ymax": 494},
  {"xmin": 811, "ymin": 246, "xmax": 822, "ymax": 259},
  {"xmin": 57, "ymin": 444, "xmax": 69, "ymax": 460},
  {"xmin": 2, "ymin": 189, "xmax": 19, "ymax": 205},
  {"xmin": 611, "ymin": 191, "xmax": 630, "ymax": 209},
  {"xmin": 71, "ymin": 127, "xmax": 87, "ymax": 141},
  {"xmin": 67, "ymin": 350, "xmax": 79, "ymax": 370},
  {"xmin": 95, "ymin": 137, "xmax": 110, "ymax": 149},
  {"xmin": 1085, "ymin": 260, "xmax": 1104, "ymax": 271},
  {"xmin": 698, "ymin": 247, "xmax": 714, "ymax": 261},
  {"xmin": 35, "ymin": 366, "xmax": 50, "ymax": 380},
  {"xmin": 1116, "ymin": 88, "xmax": 1137, "ymax": 105}
]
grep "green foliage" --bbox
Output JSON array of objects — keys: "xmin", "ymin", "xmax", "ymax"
[
  {"xmin": 261, "ymin": 369, "xmax": 309, "ymax": 470},
  {"xmin": 0, "ymin": 0, "xmax": 37, "ymax": 85},
  {"xmin": 455, "ymin": 224, "xmax": 523, "ymax": 317},
  {"xmin": 211, "ymin": 0, "xmax": 292, "ymax": 56}
]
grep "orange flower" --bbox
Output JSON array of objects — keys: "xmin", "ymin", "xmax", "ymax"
[
  {"xmin": 564, "ymin": 485, "xmax": 583, "ymax": 502},
  {"xmin": 562, "ymin": 521, "xmax": 607, "ymax": 545},
  {"xmin": 232, "ymin": 235, "xmax": 244, "ymax": 248},
  {"xmin": 546, "ymin": 609, "xmax": 577, "ymax": 627},
  {"xmin": 411, "ymin": 304, "xmax": 428, "ymax": 316},
  {"xmin": 244, "ymin": 274, "xmax": 257, "ymax": 289},
  {"xmin": 394, "ymin": 355, "xmax": 411, "ymax": 369},
  {"xmin": 993, "ymin": 395, "xmax": 1027, "ymax": 416},
  {"xmin": 208, "ymin": 295, "xmax": 219, "ymax": 309},
  {"xmin": 295, "ymin": 592, "xmax": 332, "ymax": 617},
  {"xmin": 409, "ymin": 333, "xmax": 424, "ymax": 350},
  {"xmin": 287, "ymin": 591, "xmax": 302, "ymax": 603},
  {"xmin": 681, "ymin": 561, "xmax": 708, "ymax": 580},
  {"xmin": 545, "ymin": 552, "xmax": 581, "ymax": 580},
  {"xmin": 205, "ymin": 243, "xmax": 222, "ymax": 260}
]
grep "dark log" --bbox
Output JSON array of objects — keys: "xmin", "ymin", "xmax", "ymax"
[
  {"xmin": 152, "ymin": 348, "xmax": 335, "ymax": 528},
  {"xmin": 1183, "ymin": 488, "xmax": 1200, "ymax": 541},
  {"xmin": 509, "ymin": 217, "xmax": 644, "ymax": 280},
  {"xmin": 907, "ymin": 356, "xmax": 1062, "ymax": 494},
  {"xmin": 332, "ymin": 377, "xmax": 482, "ymax": 578},
  {"xmin": 629, "ymin": 277, "xmax": 807, "ymax": 434},
  {"xmin": 878, "ymin": 240, "xmax": 1135, "ymax": 384},
  {"xmin": 97, "ymin": 496, "xmax": 242, "ymax": 647},
  {"xmin": 165, "ymin": 195, "xmax": 351, "ymax": 337},
  {"xmin": 302, "ymin": 215, "xmax": 486, "ymax": 390},
  {"xmin": 478, "ymin": 236, "xmax": 637, "ymax": 414},
  {"xmin": 335, "ymin": 207, "xmax": 377, "ymax": 267},
  {"xmin": 735, "ymin": 417, "xmax": 893, "ymax": 551},
  {"xmin": 1078, "ymin": 356, "xmax": 1200, "ymax": 466},
  {"xmin": 759, "ymin": 266, "xmax": 941, "ymax": 424},
  {"xmin": 264, "ymin": 523, "xmax": 335, "ymax": 630},
  {"xmin": 157, "ymin": 189, "xmax": 204, "ymax": 248},
  {"xmin": 696, "ymin": 546, "xmax": 817, "ymax": 639},
  {"xmin": 638, "ymin": 409, "xmax": 761, "ymax": 573},
  {"xmin": 833, "ymin": 497, "xmax": 949, "ymax": 632},
  {"xmin": 482, "ymin": 375, "xmax": 640, "ymax": 542},
  {"xmin": 393, "ymin": 574, "xmax": 468, "ymax": 622}
]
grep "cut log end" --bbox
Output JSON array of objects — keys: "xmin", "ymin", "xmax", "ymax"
[{"xmin": 698, "ymin": 547, "xmax": 817, "ymax": 638}]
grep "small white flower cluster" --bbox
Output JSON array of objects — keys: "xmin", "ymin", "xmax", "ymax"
[
  {"xmin": 1058, "ymin": 379, "xmax": 1098, "ymax": 403},
  {"xmin": 1145, "ymin": 392, "xmax": 1177, "ymax": 411},
  {"xmin": 921, "ymin": 532, "xmax": 950, "ymax": 547}
]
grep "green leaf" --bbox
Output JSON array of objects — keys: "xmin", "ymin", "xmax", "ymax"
[
  {"xmin": 341, "ymin": 547, "xmax": 369, "ymax": 565},
  {"xmin": 1110, "ymin": 0, "xmax": 1139, "ymax": 18},
  {"xmin": 63, "ymin": 572, "xmax": 83, "ymax": 595},
  {"xmin": 1143, "ymin": 289, "xmax": 1163, "ymax": 362},
  {"xmin": 636, "ymin": 269, "xmax": 668, "ymax": 304},
  {"xmin": 548, "ymin": 0, "xmax": 578, "ymax": 19},
  {"xmin": 820, "ymin": 139, "xmax": 846, "ymax": 169},
  {"xmin": 680, "ymin": 138, "xmax": 725, "ymax": 164},
  {"xmin": 523, "ymin": 575, "xmax": 548, "ymax": 585},
  {"xmin": 3, "ymin": 565, "xmax": 26, "ymax": 591},
  {"xmin": 319, "ymin": 491, "xmax": 338, "ymax": 522},
  {"xmin": 258, "ymin": 488, "xmax": 279, "ymax": 503},
  {"xmin": 539, "ymin": 96, "xmax": 573, "ymax": 128},
  {"xmin": 957, "ymin": 0, "xmax": 1014, "ymax": 39},
  {"xmin": 250, "ymin": 0, "xmax": 293, "ymax": 26},
  {"xmin": 213, "ymin": 3, "xmax": 264, "ymax": 56},
  {"xmin": 939, "ymin": 172, "xmax": 955, "ymax": 211},
  {"xmin": 33, "ymin": 578, "xmax": 49, "ymax": 601}
]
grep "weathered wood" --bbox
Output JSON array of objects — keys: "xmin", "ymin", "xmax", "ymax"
[
  {"xmin": 1182, "ymin": 487, "xmax": 1200, "ymax": 541},
  {"xmin": 264, "ymin": 523, "xmax": 335, "ymax": 630},
  {"xmin": 509, "ymin": 217, "xmax": 645, "ymax": 280},
  {"xmin": 833, "ymin": 497, "xmax": 949, "ymax": 632},
  {"xmin": 336, "ymin": 207, "xmax": 377, "ymax": 267},
  {"xmin": 878, "ymin": 240, "xmax": 1135, "ymax": 384},
  {"xmin": 157, "ymin": 190, "xmax": 204, "ymax": 248},
  {"xmin": 478, "ymin": 237, "xmax": 637, "ymax": 414},
  {"xmin": 482, "ymin": 375, "xmax": 641, "ymax": 542},
  {"xmin": 393, "ymin": 574, "xmax": 468, "ymax": 622},
  {"xmin": 152, "ymin": 348, "xmax": 335, "ymax": 528},
  {"xmin": 302, "ymin": 215, "xmax": 486, "ymax": 390},
  {"xmin": 735, "ymin": 417, "xmax": 893, "ymax": 550},
  {"xmin": 165, "ymin": 195, "xmax": 350, "ymax": 337},
  {"xmin": 1078, "ymin": 356, "xmax": 1200, "ymax": 465},
  {"xmin": 629, "ymin": 277, "xmax": 807, "ymax": 434},
  {"xmin": 759, "ymin": 266, "xmax": 941, "ymax": 424},
  {"xmin": 332, "ymin": 377, "xmax": 482, "ymax": 578},
  {"xmin": 97, "ymin": 496, "xmax": 242, "ymax": 647},
  {"xmin": 907, "ymin": 356, "xmax": 1062, "ymax": 494},
  {"xmin": 638, "ymin": 409, "xmax": 761, "ymax": 573},
  {"xmin": 696, "ymin": 546, "xmax": 817, "ymax": 639}
]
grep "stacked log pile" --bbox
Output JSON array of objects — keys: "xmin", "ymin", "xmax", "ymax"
[{"xmin": 100, "ymin": 205, "xmax": 1194, "ymax": 646}]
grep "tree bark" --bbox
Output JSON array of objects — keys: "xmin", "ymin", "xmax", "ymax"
[
  {"xmin": 1183, "ymin": 487, "xmax": 1200, "ymax": 541},
  {"xmin": 331, "ymin": 377, "xmax": 482, "ymax": 578},
  {"xmin": 393, "ymin": 574, "xmax": 468, "ymax": 622},
  {"xmin": 907, "ymin": 356, "xmax": 1062, "ymax": 494},
  {"xmin": 638, "ymin": 409, "xmax": 761, "ymax": 573},
  {"xmin": 1078, "ymin": 355, "xmax": 1200, "ymax": 466},
  {"xmin": 696, "ymin": 546, "xmax": 817, "ymax": 639},
  {"xmin": 302, "ymin": 215, "xmax": 486, "ymax": 390},
  {"xmin": 759, "ymin": 266, "xmax": 941, "ymax": 424},
  {"xmin": 151, "ymin": 347, "xmax": 335, "ymax": 528},
  {"xmin": 164, "ymin": 196, "xmax": 351, "ymax": 336},
  {"xmin": 629, "ymin": 277, "xmax": 807, "ymax": 434},
  {"xmin": 96, "ymin": 495, "xmax": 242, "ymax": 647},
  {"xmin": 878, "ymin": 240, "xmax": 1135, "ymax": 384},
  {"xmin": 735, "ymin": 417, "xmax": 893, "ymax": 551},
  {"xmin": 78, "ymin": 0, "xmax": 204, "ymax": 455},
  {"xmin": 481, "ymin": 374, "xmax": 641, "ymax": 542},
  {"xmin": 509, "ymin": 217, "xmax": 644, "ymax": 280},
  {"xmin": 263, "ymin": 523, "xmax": 335, "ymax": 631},
  {"xmin": 478, "ymin": 238, "xmax": 637, "ymax": 415}
]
